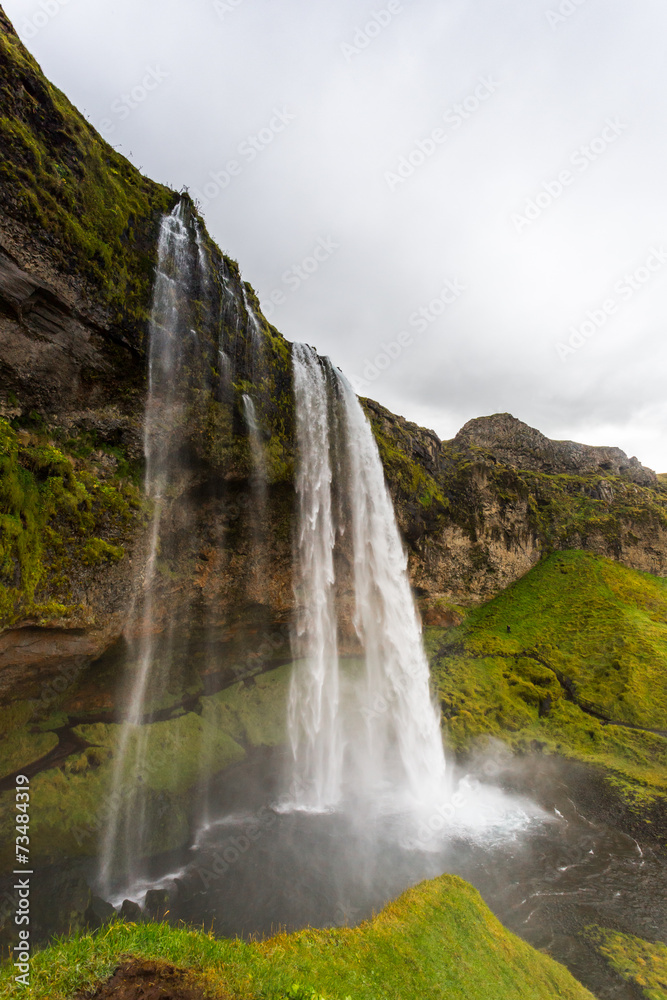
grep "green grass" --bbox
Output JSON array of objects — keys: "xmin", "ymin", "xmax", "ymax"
[
  {"xmin": 429, "ymin": 550, "xmax": 667, "ymax": 813},
  {"xmin": 0, "ymin": 711, "xmax": 245, "ymax": 867},
  {"xmin": 585, "ymin": 926, "xmax": 667, "ymax": 1000},
  {"xmin": 201, "ymin": 662, "xmax": 291, "ymax": 748},
  {"xmin": 0, "ymin": 875, "xmax": 594, "ymax": 1000}
]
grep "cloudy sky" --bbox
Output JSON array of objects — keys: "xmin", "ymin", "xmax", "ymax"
[{"xmin": 6, "ymin": 0, "xmax": 667, "ymax": 469}]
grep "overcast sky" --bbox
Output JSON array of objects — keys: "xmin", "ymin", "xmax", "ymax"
[{"xmin": 5, "ymin": 0, "xmax": 667, "ymax": 469}]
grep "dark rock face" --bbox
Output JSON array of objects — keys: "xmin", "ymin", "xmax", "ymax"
[
  {"xmin": 1, "ymin": 4, "xmax": 667, "ymax": 718},
  {"xmin": 0, "ymin": 246, "xmax": 141, "ymax": 430},
  {"xmin": 454, "ymin": 412, "xmax": 656, "ymax": 486}
]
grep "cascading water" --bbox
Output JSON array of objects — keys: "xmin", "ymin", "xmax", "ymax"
[
  {"xmin": 242, "ymin": 393, "xmax": 269, "ymax": 597},
  {"xmin": 92, "ymin": 284, "xmax": 548, "ymax": 955},
  {"xmin": 287, "ymin": 344, "xmax": 343, "ymax": 809},
  {"xmin": 339, "ymin": 373, "xmax": 446, "ymax": 807},
  {"xmin": 99, "ymin": 202, "xmax": 198, "ymax": 894},
  {"xmin": 286, "ymin": 344, "xmax": 446, "ymax": 814},
  {"xmin": 242, "ymin": 284, "xmax": 263, "ymax": 382},
  {"xmin": 242, "ymin": 394, "xmax": 267, "ymax": 500}
]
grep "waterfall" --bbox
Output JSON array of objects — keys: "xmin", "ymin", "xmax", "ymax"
[
  {"xmin": 286, "ymin": 344, "xmax": 446, "ymax": 813},
  {"xmin": 242, "ymin": 284, "xmax": 262, "ymax": 345},
  {"xmin": 194, "ymin": 218, "xmax": 211, "ymax": 293},
  {"xmin": 339, "ymin": 373, "xmax": 447, "ymax": 807},
  {"xmin": 287, "ymin": 345, "xmax": 343, "ymax": 809},
  {"xmin": 99, "ymin": 201, "xmax": 196, "ymax": 893},
  {"xmin": 242, "ymin": 393, "xmax": 269, "ymax": 598},
  {"xmin": 242, "ymin": 394, "xmax": 266, "ymax": 493}
]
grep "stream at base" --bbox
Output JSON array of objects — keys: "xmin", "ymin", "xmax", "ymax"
[{"xmin": 95, "ymin": 749, "xmax": 666, "ymax": 1000}]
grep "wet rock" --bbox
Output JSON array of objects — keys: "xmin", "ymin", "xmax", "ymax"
[
  {"xmin": 538, "ymin": 694, "xmax": 552, "ymax": 718},
  {"xmin": 119, "ymin": 898, "xmax": 143, "ymax": 922},
  {"xmin": 32, "ymin": 867, "xmax": 92, "ymax": 939},
  {"xmin": 144, "ymin": 888, "xmax": 171, "ymax": 921},
  {"xmin": 85, "ymin": 894, "xmax": 116, "ymax": 929}
]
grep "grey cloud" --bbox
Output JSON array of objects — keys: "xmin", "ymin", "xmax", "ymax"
[{"xmin": 5, "ymin": 0, "xmax": 667, "ymax": 469}]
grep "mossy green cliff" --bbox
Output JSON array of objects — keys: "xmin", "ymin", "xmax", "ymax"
[
  {"xmin": 1, "ymin": 3, "xmax": 666, "ymax": 675},
  {"xmin": 585, "ymin": 926, "xmax": 667, "ymax": 1000},
  {"xmin": 428, "ymin": 548, "xmax": 667, "ymax": 845}
]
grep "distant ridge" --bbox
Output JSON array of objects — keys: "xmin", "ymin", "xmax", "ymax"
[{"xmin": 454, "ymin": 412, "xmax": 656, "ymax": 486}]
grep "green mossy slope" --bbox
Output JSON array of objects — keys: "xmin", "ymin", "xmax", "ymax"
[
  {"xmin": 0, "ymin": 417, "xmax": 139, "ymax": 626},
  {"xmin": 0, "ymin": 875, "xmax": 594, "ymax": 1000},
  {"xmin": 585, "ymin": 927, "xmax": 667, "ymax": 1000},
  {"xmin": 429, "ymin": 549, "xmax": 667, "ymax": 816},
  {"xmin": 0, "ymin": 12, "xmax": 173, "ymax": 332}
]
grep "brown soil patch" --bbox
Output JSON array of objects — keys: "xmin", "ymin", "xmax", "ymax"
[{"xmin": 76, "ymin": 958, "xmax": 213, "ymax": 1000}]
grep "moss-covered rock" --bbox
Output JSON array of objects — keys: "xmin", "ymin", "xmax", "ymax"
[
  {"xmin": 0, "ymin": 660, "xmax": 291, "ymax": 867},
  {"xmin": 0, "ymin": 417, "xmax": 139, "ymax": 629},
  {"xmin": 585, "ymin": 926, "xmax": 667, "ymax": 1000},
  {"xmin": 0, "ymin": 700, "xmax": 56, "ymax": 774},
  {"xmin": 201, "ymin": 662, "xmax": 290, "ymax": 748}
]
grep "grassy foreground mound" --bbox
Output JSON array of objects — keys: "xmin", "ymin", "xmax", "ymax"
[
  {"xmin": 0, "ymin": 875, "xmax": 594, "ymax": 1000},
  {"xmin": 429, "ymin": 549, "xmax": 667, "ymax": 821}
]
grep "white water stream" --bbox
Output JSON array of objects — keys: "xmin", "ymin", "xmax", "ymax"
[
  {"xmin": 286, "ymin": 345, "xmax": 447, "ymax": 815},
  {"xmin": 99, "ymin": 202, "xmax": 195, "ymax": 892},
  {"xmin": 287, "ymin": 344, "xmax": 343, "ymax": 808}
]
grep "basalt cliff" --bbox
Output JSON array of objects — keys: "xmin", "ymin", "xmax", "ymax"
[{"xmin": 1, "ymin": 7, "xmax": 666, "ymax": 712}]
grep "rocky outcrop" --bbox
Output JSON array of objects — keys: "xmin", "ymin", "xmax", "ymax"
[
  {"xmin": 366, "ymin": 401, "xmax": 667, "ymax": 611},
  {"xmin": 0, "ymin": 246, "xmax": 142, "ymax": 429},
  {"xmin": 455, "ymin": 412, "xmax": 656, "ymax": 486}
]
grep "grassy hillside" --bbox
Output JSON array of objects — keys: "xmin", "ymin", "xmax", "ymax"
[
  {"xmin": 429, "ymin": 549, "xmax": 667, "ymax": 817},
  {"xmin": 585, "ymin": 926, "xmax": 667, "ymax": 1000},
  {"xmin": 0, "ymin": 875, "xmax": 594, "ymax": 1000}
]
